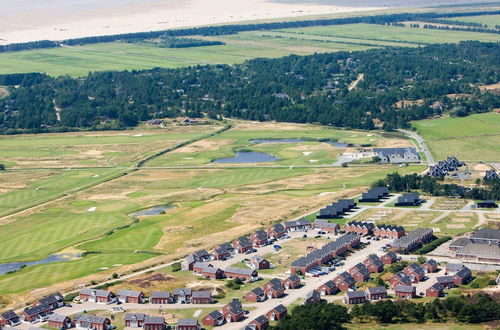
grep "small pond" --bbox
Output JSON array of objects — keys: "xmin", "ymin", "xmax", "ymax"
[
  {"xmin": 326, "ymin": 141, "xmax": 348, "ymax": 148},
  {"xmin": 250, "ymin": 139, "xmax": 304, "ymax": 144},
  {"xmin": 0, "ymin": 253, "xmax": 80, "ymax": 275},
  {"xmin": 213, "ymin": 151, "xmax": 279, "ymax": 163},
  {"xmin": 131, "ymin": 205, "xmax": 173, "ymax": 217}
]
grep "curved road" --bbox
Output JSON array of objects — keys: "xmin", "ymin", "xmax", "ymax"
[{"xmin": 397, "ymin": 129, "xmax": 434, "ymax": 165}]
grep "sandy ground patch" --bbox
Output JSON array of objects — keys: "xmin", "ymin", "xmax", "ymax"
[
  {"xmin": 486, "ymin": 214, "xmax": 500, "ymax": 219},
  {"xmin": 474, "ymin": 163, "xmax": 493, "ymax": 171},
  {"xmin": 125, "ymin": 169, "xmax": 200, "ymax": 182},
  {"xmin": 80, "ymin": 149, "xmax": 104, "ymax": 156},
  {"xmin": 432, "ymin": 227, "xmax": 441, "ymax": 232},
  {"xmin": 480, "ymin": 82, "xmax": 500, "ymax": 91},
  {"xmin": 454, "ymin": 212, "xmax": 473, "ymax": 217},
  {"xmin": 232, "ymin": 120, "xmax": 314, "ymax": 131},
  {"xmin": 87, "ymin": 188, "xmax": 141, "ymax": 200},
  {"xmin": 452, "ymin": 218, "xmax": 470, "ymax": 223},
  {"xmin": 171, "ymin": 139, "xmax": 234, "ymax": 153},
  {"xmin": 446, "ymin": 224, "xmax": 465, "ymax": 229},
  {"xmin": 374, "ymin": 138, "xmax": 414, "ymax": 148}
]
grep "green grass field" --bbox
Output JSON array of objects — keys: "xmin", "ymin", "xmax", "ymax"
[
  {"xmin": 442, "ymin": 14, "xmax": 500, "ymax": 28},
  {"xmin": 1, "ymin": 21, "xmax": 500, "ymax": 77},
  {"xmin": 412, "ymin": 113, "xmax": 500, "ymax": 161}
]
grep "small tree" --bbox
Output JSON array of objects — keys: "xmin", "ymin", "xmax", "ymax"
[
  {"xmin": 417, "ymin": 256, "xmax": 427, "ymax": 264},
  {"xmin": 171, "ymin": 262, "xmax": 181, "ymax": 272},
  {"xmin": 0, "ymin": 164, "xmax": 5, "ymax": 170}
]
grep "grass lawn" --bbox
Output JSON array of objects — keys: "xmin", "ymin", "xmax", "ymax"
[
  {"xmin": 346, "ymin": 323, "xmax": 487, "ymax": 330},
  {"xmin": 412, "ymin": 113, "xmax": 500, "ymax": 161},
  {"xmin": 442, "ymin": 14, "xmax": 500, "ymax": 28}
]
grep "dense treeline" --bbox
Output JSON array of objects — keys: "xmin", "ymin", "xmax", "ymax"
[
  {"xmin": 372, "ymin": 172, "xmax": 500, "ymax": 200},
  {"xmin": 1, "ymin": 41, "xmax": 499, "ymax": 133},
  {"xmin": 420, "ymin": 24, "xmax": 500, "ymax": 34},
  {"xmin": 149, "ymin": 37, "xmax": 225, "ymax": 48},
  {"xmin": 420, "ymin": 18, "xmax": 487, "ymax": 28},
  {"xmin": 1, "ymin": 10, "xmax": 499, "ymax": 53},
  {"xmin": 271, "ymin": 293, "xmax": 500, "ymax": 329}
]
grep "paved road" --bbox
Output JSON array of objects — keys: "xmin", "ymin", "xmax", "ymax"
[{"xmin": 397, "ymin": 129, "xmax": 434, "ymax": 165}]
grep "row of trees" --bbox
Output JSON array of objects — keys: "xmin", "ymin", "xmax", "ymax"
[
  {"xmin": 271, "ymin": 293, "xmax": 500, "ymax": 329},
  {"xmin": 372, "ymin": 172, "xmax": 500, "ymax": 200},
  {"xmin": 1, "ymin": 41, "xmax": 499, "ymax": 133},
  {"xmin": 1, "ymin": 10, "xmax": 499, "ymax": 52}
]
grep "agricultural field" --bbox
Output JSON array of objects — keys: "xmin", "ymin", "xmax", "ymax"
[
  {"xmin": 0, "ymin": 121, "xmax": 424, "ymax": 299},
  {"xmin": 1, "ymin": 20, "xmax": 500, "ymax": 76},
  {"xmin": 442, "ymin": 14, "xmax": 500, "ymax": 27},
  {"xmin": 412, "ymin": 112, "xmax": 500, "ymax": 161}
]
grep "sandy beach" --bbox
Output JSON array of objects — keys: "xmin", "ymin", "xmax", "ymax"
[{"xmin": 0, "ymin": 0, "xmax": 497, "ymax": 44}]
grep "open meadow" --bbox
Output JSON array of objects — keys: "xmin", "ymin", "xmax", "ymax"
[
  {"xmin": 412, "ymin": 112, "xmax": 500, "ymax": 162},
  {"xmin": 1, "ymin": 18, "xmax": 500, "ymax": 76},
  {"xmin": 442, "ymin": 14, "xmax": 500, "ymax": 27},
  {"xmin": 0, "ymin": 121, "xmax": 424, "ymax": 300}
]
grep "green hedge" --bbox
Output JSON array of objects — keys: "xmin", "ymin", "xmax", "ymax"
[{"xmin": 415, "ymin": 236, "xmax": 451, "ymax": 254}]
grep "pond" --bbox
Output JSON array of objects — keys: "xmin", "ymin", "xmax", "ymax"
[
  {"xmin": 250, "ymin": 139, "xmax": 304, "ymax": 144},
  {"xmin": 130, "ymin": 205, "xmax": 173, "ymax": 217},
  {"xmin": 326, "ymin": 141, "xmax": 348, "ymax": 148},
  {"xmin": 213, "ymin": 151, "xmax": 279, "ymax": 163},
  {"xmin": 0, "ymin": 253, "xmax": 80, "ymax": 275}
]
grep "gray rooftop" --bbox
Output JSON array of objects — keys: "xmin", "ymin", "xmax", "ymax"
[
  {"xmin": 395, "ymin": 285, "xmax": 415, "ymax": 293},
  {"xmin": 177, "ymin": 318, "xmax": 198, "ymax": 326},
  {"xmin": 151, "ymin": 291, "xmax": 170, "ymax": 299},
  {"xmin": 471, "ymin": 228, "xmax": 500, "ymax": 241},
  {"xmin": 47, "ymin": 314, "xmax": 68, "ymax": 323},
  {"xmin": 368, "ymin": 287, "xmax": 387, "ymax": 295},
  {"xmin": 117, "ymin": 289, "xmax": 142, "ymax": 298}
]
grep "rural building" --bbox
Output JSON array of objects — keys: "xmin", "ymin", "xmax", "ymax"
[
  {"xmin": 374, "ymin": 224, "xmax": 405, "ymax": 239},
  {"xmin": 143, "ymin": 316, "xmax": 165, "ymax": 330},
  {"xmin": 304, "ymin": 290, "xmax": 321, "ymax": 305},
  {"xmin": 362, "ymin": 186, "xmax": 390, "ymax": 202},
  {"xmin": 363, "ymin": 254, "xmax": 384, "ymax": 273},
  {"xmin": 455, "ymin": 243, "xmax": 500, "ymax": 262},
  {"xmin": 250, "ymin": 230, "xmax": 269, "ymax": 247},
  {"xmin": 117, "ymin": 289, "xmax": 145, "ymax": 304},
  {"xmin": 394, "ymin": 285, "xmax": 416, "ymax": 299},
  {"xmin": 245, "ymin": 287, "xmax": 266, "ymax": 303},
  {"xmin": 449, "ymin": 238, "xmax": 472, "ymax": 251},
  {"xmin": 476, "ymin": 200, "xmax": 498, "ymax": 208},
  {"xmin": 428, "ymin": 165, "xmax": 446, "ymax": 177},
  {"xmin": 333, "ymin": 272, "xmax": 356, "ymax": 291},
  {"xmin": 395, "ymin": 193, "xmax": 422, "ymax": 207},
  {"xmin": 47, "ymin": 314, "xmax": 72, "ymax": 329},
  {"xmin": 284, "ymin": 219, "xmax": 313, "ymax": 232},
  {"xmin": 367, "ymin": 287, "xmax": 387, "ymax": 300},
  {"xmin": 318, "ymin": 280, "xmax": 339, "ymax": 296},
  {"xmin": 202, "ymin": 310, "xmax": 224, "ymax": 327},
  {"xmin": 470, "ymin": 228, "xmax": 500, "ymax": 245},
  {"xmin": 349, "ymin": 263, "xmax": 371, "ymax": 283},
  {"xmin": 22, "ymin": 304, "xmax": 52, "ymax": 323},
  {"xmin": 192, "ymin": 262, "xmax": 211, "ymax": 274},
  {"xmin": 389, "ymin": 272, "xmax": 412, "ymax": 288},
  {"xmin": 436, "ymin": 276, "xmax": 455, "ymax": 289},
  {"xmin": 373, "ymin": 147, "xmax": 420, "ymax": 163},
  {"xmin": 34, "ymin": 292, "xmax": 64, "ymax": 310},
  {"xmin": 453, "ymin": 267, "xmax": 472, "ymax": 285},
  {"xmin": 249, "ymin": 315, "xmax": 269, "ymax": 330},
  {"xmin": 426, "ymin": 283, "xmax": 444, "ymax": 298},
  {"xmin": 249, "ymin": 255, "xmax": 270, "ymax": 270},
  {"xmin": 403, "ymin": 263, "xmax": 426, "ymax": 282},
  {"xmin": 224, "ymin": 267, "xmax": 258, "ymax": 281},
  {"xmin": 125, "ymin": 313, "xmax": 146, "ymax": 327},
  {"xmin": 176, "ymin": 318, "xmax": 200, "ymax": 330},
  {"xmin": 173, "ymin": 288, "xmax": 192, "ymax": 303},
  {"xmin": 314, "ymin": 219, "xmax": 340, "ymax": 233},
  {"xmin": 484, "ymin": 170, "xmax": 499, "ymax": 181},
  {"xmin": 345, "ymin": 221, "xmax": 375, "ymax": 236},
  {"xmin": 344, "ymin": 291, "xmax": 367, "ymax": 304},
  {"xmin": 182, "ymin": 250, "xmax": 212, "ymax": 271},
  {"xmin": 79, "ymin": 289, "xmax": 116, "ymax": 304},
  {"xmin": 317, "ymin": 204, "xmax": 343, "ymax": 219},
  {"xmin": 282, "ymin": 274, "xmax": 301, "ymax": 289},
  {"xmin": 150, "ymin": 291, "xmax": 172, "ymax": 304},
  {"xmin": 73, "ymin": 314, "xmax": 111, "ymax": 330},
  {"xmin": 213, "ymin": 245, "xmax": 232, "ymax": 260},
  {"xmin": 391, "ymin": 228, "xmax": 434, "ymax": 253},
  {"xmin": 222, "ymin": 299, "xmax": 244, "ymax": 323},
  {"xmin": 232, "ymin": 237, "xmax": 253, "ymax": 253},
  {"xmin": 263, "ymin": 278, "xmax": 285, "ymax": 299},
  {"xmin": 422, "ymin": 259, "xmax": 438, "ymax": 273},
  {"xmin": 266, "ymin": 304, "xmax": 287, "ymax": 321},
  {"xmin": 381, "ymin": 252, "xmax": 398, "ymax": 264},
  {"xmin": 201, "ymin": 265, "xmax": 225, "ymax": 279},
  {"xmin": 0, "ymin": 310, "xmax": 21, "ymax": 327},
  {"xmin": 445, "ymin": 263, "xmax": 465, "ymax": 275},
  {"xmin": 191, "ymin": 291, "xmax": 212, "ymax": 304},
  {"xmin": 267, "ymin": 223, "xmax": 286, "ymax": 239}
]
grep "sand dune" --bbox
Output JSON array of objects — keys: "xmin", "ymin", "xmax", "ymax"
[{"xmin": 0, "ymin": 0, "xmax": 497, "ymax": 44}]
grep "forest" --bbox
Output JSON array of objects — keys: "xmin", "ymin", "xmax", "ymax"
[
  {"xmin": 0, "ymin": 41, "xmax": 499, "ymax": 134},
  {"xmin": 271, "ymin": 293, "xmax": 500, "ymax": 329}
]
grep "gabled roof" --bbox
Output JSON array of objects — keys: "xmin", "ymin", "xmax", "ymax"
[
  {"xmin": 366, "ymin": 254, "xmax": 384, "ymax": 267},
  {"xmin": 267, "ymin": 278, "xmax": 284, "ymax": 291},
  {"xmin": 253, "ymin": 315, "xmax": 269, "ymax": 325},
  {"xmin": 305, "ymin": 289, "xmax": 320, "ymax": 300},
  {"xmin": 471, "ymin": 228, "xmax": 500, "ymax": 241},
  {"xmin": 253, "ymin": 230, "xmax": 268, "ymax": 240},
  {"xmin": 270, "ymin": 223, "xmax": 285, "ymax": 233},
  {"xmin": 336, "ymin": 272, "xmax": 356, "ymax": 286},
  {"xmin": 1, "ymin": 310, "xmax": 18, "ymax": 320},
  {"xmin": 226, "ymin": 299, "xmax": 242, "ymax": 310},
  {"xmin": 450, "ymin": 238, "xmax": 472, "ymax": 248},
  {"xmin": 315, "ymin": 219, "xmax": 339, "ymax": 229},
  {"xmin": 436, "ymin": 275, "xmax": 454, "ymax": 283},
  {"xmin": 225, "ymin": 267, "xmax": 256, "ymax": 276},
  {"xmin": 397, "ymin": 193, "xmax": 420, "ymax": 204},
  {"xmin": 47, "ymin": 314, "xmax": 68, "ymax": 323},
  {"xmin": 173, "ymin": 288, "xmax": 192, "ymax": 296},
  {"xmin": 38, "ymin": 292, "xmax": 63, "ymax": 305},
  {"xmin": 320, "ymin": 280, "xmax": 337, "ymax": 289},
  {"xmin": 284, "ymin": 219, "xmax": 312, "ymax": 227},
  {"xmin": 346, "ymin": 291, "xmax": 366, "ymax": 299},
  {"xmin": 455, "ymin": 267, "xmax": 472, "ymax": 278},
  {"xmin": 446, "ymin": 263, "xmax": 464, "ymax": 272},
  {"xmin": 351, "ymin": 263, "xmax": 370, "ymax": 276},
  {"xmin": 207, "ymin": 310, "xmax": 223, "ymax": 319},
  {"xmin": 286, "ymin": 274, "xmax": 301, "ymax": 283},
  {"xmin": 249, "ymin": 287, "xmax": 265, "ymax": 296},
  {"xmin": 193, "ymin": 249, "xmax": 210, "ymax": 259},
  {"xmin": 151, "ymin": 291, "xmax": 170, "ymax": 299},
  {"xmin": 234, "ymin": 236, "xmax": 252, "ymax": 248},
  {"xmin": 429, "ymin": 282, "xmax": 444, "ymax": 291},
  {"xmin": 272, "ymin": 304, "xmax": 287, "ymax": 314},
  {"xmin": 251, "ymin": 255, "xmax": 266, "ymax": 263},
  {"xmin": 74, "ymin": 314, "xmax": 108, "ymax": 324},
  {"xmin": 80, "ymin": 288, "xmax": 112, "ymax": 297},
  {"xmin": 124, "ymin": 313, "xmax": 146, "ymax": 322},
  {"xmin": 117, "ymin": 289, "xmax": 143, "ymax": 298},
  {"xmin": 424, "ymin": 259, "xmax": 438, "ymax": 267},
  {"xmin": 23, "ymin": 304, "xmax": 51, "ymax": 316},
  {"xmin": 383, "ymin": 251, "xmax": 397, "ymax": 259},
  {"xmin": 177, "ymin": 318, "xmax": 198, "ymax": 326},
  {"xmin": 395, "ymin": 285, "xmax": 415, "ymax": 293},
  {"xmin": 368, "ymin": 286, "xmax": 387, "ymax": 295},
  {"xmin": 144, "ymin": 316, "xmax": 164, "ymax": 325},
  {"xmin": 192, "ymin": 291, "xmax": 211, "ymax": 299}
]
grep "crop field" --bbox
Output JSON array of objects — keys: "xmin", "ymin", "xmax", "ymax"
[
  {"xmin": 0, "ymin": 121, "xmax": 425, "ymax": 299},
  {"xmin": 412, "ymin": 112, "xmax": 500, "ymax": 161},
  {"xmin": 442, "ymin": 14, "xmax": 500, "ymax": 27},
  {"xmin": 1, "ymin": 19, "xmax": 500, "ymax": 76}
]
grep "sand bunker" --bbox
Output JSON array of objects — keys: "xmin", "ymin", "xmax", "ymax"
[{"xmin": 446, "ymin": 224, "xmax": 465, "ymax": 228}]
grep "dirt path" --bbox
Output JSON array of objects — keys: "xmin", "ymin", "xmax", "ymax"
[{"xmin": 348, "ymin": 73, "xmax": 364, "ymax": 91}]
